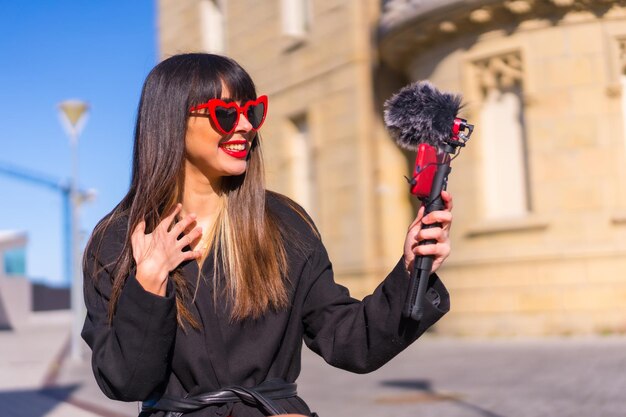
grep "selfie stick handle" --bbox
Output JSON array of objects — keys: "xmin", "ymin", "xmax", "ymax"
[{"xmin": 402, "ymin": 160, "xmax": 450, "ymax": 321}]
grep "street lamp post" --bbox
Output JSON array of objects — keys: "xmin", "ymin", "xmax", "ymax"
[{"xmin": 58, "ymin": 100, "xmax": 89, "ymax": 361}]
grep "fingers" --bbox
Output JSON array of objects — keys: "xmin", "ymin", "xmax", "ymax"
[
  {"xmin": 410, "ymin": 192, "xmax": 453, "ymax": 229},
  {"xmin": 412, "ymin": 223, "xmax": 451, "ymax": 273},
  {"xmin": 404, "ymin": 192, "xmax": 454, "ymax": 274},
  {"xmin": 408, "ymin": 206, "xmax": 425, "ymax": 231},
  {"xmin": 415, "ymin": 225, "xmax": 447, "ymax": 243},
  {"xmin": 421, "ymin": 210, "xmax": 452, "ymax": 227},
  {"xmin": 176, "ymin": 226, "xmax": 203, "ymax": 250},
  {"xmin": 132, "ymin": 219, "xmax": 146, "ymax": 238},
  {"xmin": 182, "ymin": 249, "xmax": 203, "ymax": 261},
  {"xmin": 441, "ymin": 190, "xmax": 454, "ymax": 211},
  {"xmin": 171, "ymin": 212, "xmax": 198, "ymax": 237},
  {"xmin": 413, "ymin": 241, "xmax": 451, "ymax": 258},
  {"xmin": 162, "ymin": 203, "xmax": 183, "ymax": 230},
  {"xmin": 130, "ymin": 220, "xmax": 147, "ymax": 264}
]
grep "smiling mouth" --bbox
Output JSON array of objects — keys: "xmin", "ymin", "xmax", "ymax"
[
  {"xmin": 221, "ymin": 143, "xmax": 246, "ymax": 151},
  {"xmin": 219, "ymin": 141, "xmax": 248, "ymax": 158}
]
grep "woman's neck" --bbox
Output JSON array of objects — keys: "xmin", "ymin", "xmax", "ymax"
[
  {"xmin": 180, "ymin": 164, "xmax": 224, "ymax": 253},
  {"xmin": 181, "ymin": 164, "xmax": 223, "ymax": 219}
]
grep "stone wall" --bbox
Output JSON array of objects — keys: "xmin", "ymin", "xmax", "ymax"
[
  {"xmin": 380, "ymin": 1, "xmax": 626, "ymax": 335},
  {"xmin": 157, "ymin": 0, "xmax": 626, "ymax": 335},
  {"xmin": 158, "ymin": 0, "xmax": 413, "ymax": 295}
]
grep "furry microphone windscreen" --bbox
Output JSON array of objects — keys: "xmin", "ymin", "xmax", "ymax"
[{"xmin": 383, "ymin": 81, "xmax": 463, "ymax": 151}]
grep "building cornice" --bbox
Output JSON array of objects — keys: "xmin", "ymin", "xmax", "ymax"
[{"xmin": 378, "ymin": 0, "xmax": 626, "ymax": 72}]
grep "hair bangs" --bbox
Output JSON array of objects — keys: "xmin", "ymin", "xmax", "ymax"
[
  {"xmin": 219, "ymin": 66, "xmax": 257, "ymax": 103},
  {"xmin": 188, "ymin": 54, "xmax": 258, "ymax": 108}
]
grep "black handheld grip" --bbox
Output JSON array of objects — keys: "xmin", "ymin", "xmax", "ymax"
[{"xmin": 402, "ymin": 163, "xmax": 450, "ymax": 321}]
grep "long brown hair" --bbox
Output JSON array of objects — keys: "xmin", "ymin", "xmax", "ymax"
[{"xmin": 85, "ymin": 53, "xmax": 294, "ymax": 327}]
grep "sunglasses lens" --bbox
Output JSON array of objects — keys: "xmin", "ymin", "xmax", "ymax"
[
  {"xmin": 214, "ymin": 106, "xmax": 238, "ymax": 132},
  {"xmin": 247, "ymin": 102, "xmax": 266, "ymax": 129}
]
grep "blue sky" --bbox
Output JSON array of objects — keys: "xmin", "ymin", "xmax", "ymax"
[{"xmin": 0, "ymin": 1, "xmax": 157, "ymax": 286}]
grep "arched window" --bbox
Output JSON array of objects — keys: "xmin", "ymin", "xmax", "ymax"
[
  {"xmin": 474, "ymin": 52, "xmax": 531, "ymax": 219},
  {"xmin": 286, "ymin": 114, "xmax": 317, "ymax": 219}
]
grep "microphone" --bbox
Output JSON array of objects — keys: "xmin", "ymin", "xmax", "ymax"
[{"xmin": 384, "ymin": 81, "xmax": 474, "ymax": 321}]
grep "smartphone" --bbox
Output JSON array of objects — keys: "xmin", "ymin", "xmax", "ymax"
[{"xmin": 411, "ymin": 143, "xmax": 438, "ymax": 200}]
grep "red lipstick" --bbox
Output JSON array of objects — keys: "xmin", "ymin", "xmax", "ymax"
[{"xmin": 219, "ymin": 140, "xmax": 248, "ymax": 159}]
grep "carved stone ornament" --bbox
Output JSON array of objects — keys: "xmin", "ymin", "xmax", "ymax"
[
  {"xmin": 473, "ymin": 52, "xmax": 524, "ymax": 97},
  {"xmin": 469, "ymin": 8, "xmax": 493, "ymax": 23},
  {"xmin": 378, "ymin": 0, "xmax": 626, "ymax": 72},
  {"xmin": 620, "ymin": 38, "xmax": 626, "ymax": 74},
  {"xmin": 550, "ymin": 0, "xmax": 575, "ymax": 6},
  {"xmin": 380, "ymin": 0, "xmax": 625, "ymax": 35},
  {"xmin": 505, "ymin": 0, "xmax": 535, "ymax": 14},
  {"xmin": 439, "ymin": 21, "xmax": 458, "ymax": 33}
]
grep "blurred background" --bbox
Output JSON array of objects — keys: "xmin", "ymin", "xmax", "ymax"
[{"xmin": 2, "ymin": 0, "xmax": 626, "ymax": 416}]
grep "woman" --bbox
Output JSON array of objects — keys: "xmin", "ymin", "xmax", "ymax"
[{"xmin": 82, "ymin": 53, "xmax": 453, "ymax": 417}]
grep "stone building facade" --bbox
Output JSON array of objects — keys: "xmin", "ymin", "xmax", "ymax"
[
  {"xmin": 157, "ymin": 0, "xmax": 626, "ymax": 336},
  {"xmin": 158, "ymin": 0, "xmax": 411, "ymax": 295}
]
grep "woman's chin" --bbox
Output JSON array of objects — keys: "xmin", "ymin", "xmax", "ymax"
[{"xmin": 222, "ymin": 162, "xmax": 248, "ymax": 177}]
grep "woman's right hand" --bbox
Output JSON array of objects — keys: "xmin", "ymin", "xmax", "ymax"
[{"xmin": 131, "ymin": 203, "xmax": 203, "ymax": 296}]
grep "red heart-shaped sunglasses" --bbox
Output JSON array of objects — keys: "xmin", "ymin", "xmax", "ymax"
[{"xmin": 189, "ymin": 95, "xmax": 268, "ymax": 135}]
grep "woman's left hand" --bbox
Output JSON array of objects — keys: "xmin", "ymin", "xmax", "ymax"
[{"xmin": 403, "ymin": 190, "xmax": 453, "ymax": 274}]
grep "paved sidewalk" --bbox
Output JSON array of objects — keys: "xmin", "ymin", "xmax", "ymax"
[
  {"xmin": 0, "ymin": 311, "xmax": 105, "ymax": 417},
  {"xmin": 2, "ymin": 312, "xmax": 626, "ymax": 417},
  {"xmin": 0, "ymin": 311, "xmax": 137, "ymax": 417},
  {"xmin": 298, "ymin": 336, "xmax": 626, "ymax": 417}
]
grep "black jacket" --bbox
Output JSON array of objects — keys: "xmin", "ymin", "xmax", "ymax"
[{"xmin": 81, "ymin": 192, "xmax": 450, "ymax": 417}]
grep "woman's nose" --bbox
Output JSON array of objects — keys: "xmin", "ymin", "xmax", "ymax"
[{"xmin": 235, "ymin": 112, "xmax": 253, "ymax": 132}]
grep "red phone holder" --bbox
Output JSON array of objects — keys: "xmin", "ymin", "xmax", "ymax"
[{"xmin": 410, "ymin": 143, "xmax": 438, "ymax": 199}]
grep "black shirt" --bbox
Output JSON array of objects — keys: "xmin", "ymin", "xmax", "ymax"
[{"xmin": 81, "ymin": 192, "xmax": 450, "ymax": 417}]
